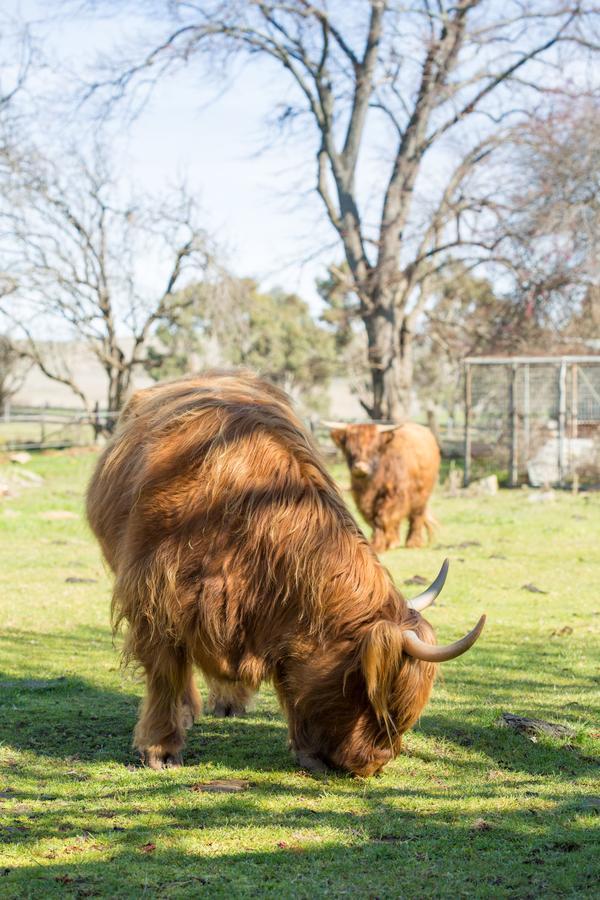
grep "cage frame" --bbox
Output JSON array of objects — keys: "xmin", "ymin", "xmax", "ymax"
[{"xmin": 463, "ymin": 355, "xmax": 600, "ymax": 487}]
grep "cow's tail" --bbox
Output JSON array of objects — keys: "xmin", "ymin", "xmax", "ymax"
[{"xmin": 424, "ymin": 508, "xmax": 439, "ymax": 544}]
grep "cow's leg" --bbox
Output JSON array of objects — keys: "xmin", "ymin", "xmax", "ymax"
[
  {"xmin": 271, "ymin": 671, "xmax": 330, "ymax": 773},
  {"xmin": 372, "ymin": 507, "xmax": 403, "ymax": 552},
  {"xmin": 182, "ymin": 670, "xmax": 202, "ymax": 730},
  {"xmin": 371, "ymin": 525, "xmax": 389, "ymax": 553},
  {"xmin": 134, "ymin": 648, "xmax": 195, "ymax": 769},
  {"xmin": 406, "ymin": 508, "xmax": 427, "ymax": 548},
  {"xmin": 293, "ymin": 748, "xmax": 330, "ymax": 774},
  {"xmin": 384, "ymin": 517, "xmax": 403, "ymax": 551},
  {"xmin": 206, "ymin": 677, "xmax": 254, "ymax": 717}
]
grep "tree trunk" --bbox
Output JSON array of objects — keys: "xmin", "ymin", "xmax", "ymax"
[
  {"xmin": 106, "ymin": 355, "xmax": 130, "ymax": 433},
  {"xmin": 361, "ymin": 303, "xmax": 413, "ymax": 421},
  {"xmin": 398, "ymin": 316, "xmax": 414, "ymax": 416}
]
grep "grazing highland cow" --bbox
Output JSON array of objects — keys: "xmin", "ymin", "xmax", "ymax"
[
  {"xmin": 87, "ymin": 371, "xmax": 484, "ymax": 776},
  {"xmin": 328, "ymin": 422, "xmax": 440, "ymax": 552}
]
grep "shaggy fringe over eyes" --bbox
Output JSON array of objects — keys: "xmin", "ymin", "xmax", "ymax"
[
  {"xmin": 361, "ymin": 620, "xmax": 406, "ymax": 726},
  {"xmin": 360, "ymin": 618, "xmax": 437, "ymax": 748}
]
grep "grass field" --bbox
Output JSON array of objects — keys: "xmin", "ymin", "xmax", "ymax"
[{"xmin": 0, "ymin": 451, "xmax": 599, "ymax": 898}]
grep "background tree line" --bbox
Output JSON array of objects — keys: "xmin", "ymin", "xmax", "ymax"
[{"xmin": 0, "ymin": 2, "xmax": 598, "ymax": 425}]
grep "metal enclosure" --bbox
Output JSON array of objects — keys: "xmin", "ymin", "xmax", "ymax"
[{"xmin": 463, "ymin": 356, "xmax": 600, "ymax": 487}]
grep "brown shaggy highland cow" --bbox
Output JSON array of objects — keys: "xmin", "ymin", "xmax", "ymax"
[
  {"xmin": 87, "ymin": 371, "xmax": 484, "ymax": 776},
  {"xmin": 328, "ymin": 422, "xmax": 440, "ymax": 551}
]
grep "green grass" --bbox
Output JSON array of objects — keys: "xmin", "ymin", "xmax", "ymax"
[{"xmin": 0, "ymin": 451, "xmax": 599, "ymax": 898}]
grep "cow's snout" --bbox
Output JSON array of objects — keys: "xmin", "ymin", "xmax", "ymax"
[{"xmin": 351, "ymin": 461, "xmax": 371, "ymax": 479}]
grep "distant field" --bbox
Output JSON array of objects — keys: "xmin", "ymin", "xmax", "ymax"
[{"xmin": 0, "ymin": 451, "xmax": 598, "ymax": 898}]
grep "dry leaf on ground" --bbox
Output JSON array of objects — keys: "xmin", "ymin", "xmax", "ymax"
[{"xmin": 191, "ymin": 779, "xmax": 250, "ymax": 793}]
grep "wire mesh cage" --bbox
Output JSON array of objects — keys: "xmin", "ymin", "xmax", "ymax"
[{"xmin": 464, "ymin": 356, "xmax": 600, "ymax": 487}]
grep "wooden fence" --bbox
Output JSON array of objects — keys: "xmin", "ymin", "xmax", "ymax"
[
  {"xmin": 0, "ymin": 404, "xmax": 119, "ymax": 451},
  {"xmin": 2, "ymin": 403, "xmax": 466, "ymax": 458}
]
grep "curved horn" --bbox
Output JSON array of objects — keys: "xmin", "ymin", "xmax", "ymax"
[
  {"xmin": 408, "ymin": 558, "xmax": 449, "ymax": 611},
  {"xmin": 402, "ymin": 615, "xmax": 486, "ymax": 663},
  {"xmin": 376, "ymin": 423, "xmax": 402, "ymax": 433},
  {"xmin": 322, "ymin": 421, "xmax": 348, "ymax": 431}
]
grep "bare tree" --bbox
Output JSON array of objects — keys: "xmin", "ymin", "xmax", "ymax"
[
  {"xmin": 0, "ymin": 13, "xmax": 32, "ymax": 114},
  {"xmin": 0, "ymin": 142, "xmax": 219, "ymax": 422},
  {"xmin": 82, "ymin": 0, "xmax": 599, "ymax": 419},
  {"xmin": 500, "ymin": 99, "xmax": 600, "ymax": 332},
  {"xmin": 0, "ymin": 334, "xmax": 30, "ymax": 414},
  {"xmin": 0, "ymin": 280, "xmax": 30, "ymax": 413}
]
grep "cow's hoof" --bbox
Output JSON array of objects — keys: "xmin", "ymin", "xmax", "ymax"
[
  {"xmin": 210, "ymin": 702, "xmax": 247, "ymax": 718},
  {"xmin": 142, "ymin": 750, "xmax": 183, "ymax": 770}
]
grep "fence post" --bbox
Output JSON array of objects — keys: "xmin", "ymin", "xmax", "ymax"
[
  {"xmin": 558, "ymin": 359, "xmax": 567, "ymax": 486},
  {"xmin": 40, "ymin": 402, "xmax": 48, "ymax": 446},
  {"xmin": 509, "ymin": 363, "xmax": 518, "ymax": 487},
  {"xmin": 571, "ymin": 363, "xmax": 578, "ymax": 438},
  {"xmin": 463, "ymin": 362, "xmax": 472, "ymax": 487},
  {"xmin": 93, "ymin": 402, "xmax": 101, "ymax": 442},
  {"xmin": 523, "ymin": 363, "xmax": 530, "ymax": 465}
]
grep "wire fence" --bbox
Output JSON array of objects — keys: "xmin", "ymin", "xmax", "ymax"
[{"xmin": 464, "ymin": 356, "xmax": 600, "ymax": 487}]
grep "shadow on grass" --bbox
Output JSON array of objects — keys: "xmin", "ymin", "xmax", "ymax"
[
  {"xmin": 415, "ymin": 713, "xmax": 598, "ymax": 779},
  {"xmin": 2, "ymin": 674, "xmax": 598, "ymax": 895},
  {"xmin": 0, "ymin": 670, "xmax": 139, "ymax": 765},
  {"xmin": 1, "ymin": 791, "xmax": 598, "ymax": 899},
  {"xmin": 2, "ymin": 624, "xmax": 598, "ymax": 897},
  {"xmin": 0, "ymin": 669, "xmax": 294, "ymax": 773},
  {"xmin": 2, "ymin": 664, "xmax": 595, "ymax": 780}
]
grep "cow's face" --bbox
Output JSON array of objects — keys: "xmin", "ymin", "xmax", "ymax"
[
  {"xmin": 329, "ymin": 618, "xmax": 437, "ymax": 776},
  {"xmin": 282, "ymin": 580, "xmax": 485, "ymax": 777},
  {"xmin": 331, "ymin": 424, "xmax": 395, "ymax": 482},
  {"xmin": 281, "ymin": 620, "xmax": 437, "ymax": 777},
  {"xmin": 317, "ymin": 708, "xmax": 397, "ymax": 777}
]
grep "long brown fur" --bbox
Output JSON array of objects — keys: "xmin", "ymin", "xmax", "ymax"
[
  {"xmin": 87, "ymin": 370, "xmax": 437, "ymax": 776},
  {"xmin": 331, "ymin": 423, "xmax": 440, "ymax": 551}
]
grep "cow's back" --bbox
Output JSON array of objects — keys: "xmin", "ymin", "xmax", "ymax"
[
  {"xmin": 87, "ymin": 369, "xmax": 393, "ymax": 656},
  {"xmin": 387, "ymin": 423, "xmax": 440, "ymax": 501},
  {"xmin": 86, "ymin": 369, "xmax": 338, "ymax": 575}
]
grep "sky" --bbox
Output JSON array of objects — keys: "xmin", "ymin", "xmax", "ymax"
[
  {"xmin": 3, "ymin": 0, "xmax": 515, "ymax": 321},
  {"xmin": 6, "ymin": 0, "xmax": 337, "ymax": 311},
  {"xmin": 5, "ymin": 0, "xmax": 596, "ymax": 325}
]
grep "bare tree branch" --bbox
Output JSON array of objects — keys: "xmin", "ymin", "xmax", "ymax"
[
  {"xmin": 0, "ymin": 138, "xmax": 218, "ymax": 423},
  {"xmin": 63, "ymin": 0, "xmax": 600, "ymax": 416}
]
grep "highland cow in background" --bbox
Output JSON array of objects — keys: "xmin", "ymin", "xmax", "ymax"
[
  {"xmin": 329, "ymin": 423, "xmax": 440, "ymax": 551},
  {"xmin": 87, "ymin": 370, "xmax": 483, "ymax": 776}
]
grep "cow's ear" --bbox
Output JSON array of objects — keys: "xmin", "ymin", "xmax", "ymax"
[
  {"xmin": 360, "ymin": 620, "xmax": 404, "ymax": 723},
  {"xmin": 377, "ymin": 424, "xmax": 402, "ymax": 446},
  {"xmin": 330, "ymin": 427, "xmax": 347, "ymax": 448}
]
